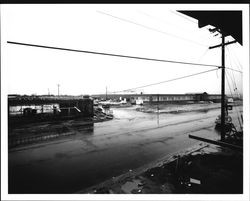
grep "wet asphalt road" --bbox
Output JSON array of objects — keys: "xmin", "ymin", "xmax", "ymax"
[{"xmin": 8, "ymin": 105, "xmax": 242, "ymax": 193}]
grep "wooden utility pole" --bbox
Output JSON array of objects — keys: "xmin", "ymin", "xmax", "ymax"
[
  {"xmin": 57, "ymin": 84, "xmax": 60, "ymax": 96},
  {"xmin": 157, "ymin": 94, "xmax": 160, "ymax": 125},
  {"xmin": 157, "ymin": 94, "xmax": 159, "ymax": 111},
  {"xmin": 106, "ymin": 86, "xmax": 108, "ymax": 100},
  {"xmin": 221, "ymin": 33, "xmax": 226, "ymax": 141},
  {"xmin": 209, "ymin": 33, "xmax": 236, "ymax": 141}
]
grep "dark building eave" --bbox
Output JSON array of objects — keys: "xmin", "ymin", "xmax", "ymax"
[{"xmin": 178, "ymin": 11, "xmax": 242, "ymax": 45}]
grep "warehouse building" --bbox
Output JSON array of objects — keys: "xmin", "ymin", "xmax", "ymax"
[{"xmin": 92, "ymin": 92, "xmax": 222, "ymax": 104}]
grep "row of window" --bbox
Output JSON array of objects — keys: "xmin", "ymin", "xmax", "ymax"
[
  {"xmin": 132, "ymin": 95, "xmax": 221, "ymax": 101},
  {"xmin": 133, "ymin": 95, "xmax": 194, "ymax": 101}
]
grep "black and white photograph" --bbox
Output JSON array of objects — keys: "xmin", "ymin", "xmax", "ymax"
[{"xmin": 1, "ymin": 3, "xmax": 249, "ymax": 201}]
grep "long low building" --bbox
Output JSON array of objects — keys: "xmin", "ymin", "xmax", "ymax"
[
  {"xmin": 8, "ymin": 95, "xmax": 94, "ymax": 118},
  {"xmin": 92, "ymin": 92, "xmax": 223, "ymax": 104}
]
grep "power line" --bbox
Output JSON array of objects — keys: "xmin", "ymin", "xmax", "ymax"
[
  {"xmin": 97, "ymin": 10, "xmax": 208, "ymax": 47},
  {"xmin": 229, "ymin": 47, "xmax": 243, "ymax": 72},
  {"xmin": 111, "ymin": 68, "xmax": 218, "ymax": 94},
  {"xmin": 226, "ymin": 52, "xmax": 242, "ymax": 99},
  {"xmin": 225, "ymin": 71, "xmax": 242, "ymax": 129},
  {"xmin": 226, "ymin": 48, "xmax": 241, "ymax": 92},
  {"xmin": 7, "ymin": 41, "xmax": 242, "ymax": 73},
  {"xmin": 57, "ymin": 84, "xmax": 60, "ymax": 96},
  {"xmin": 169, "ymin": 10, "xmax": 198, "ymax": 24},
  {"xmin": 137, "ymin": 10, "xmax": 196, "ymax": 33},
  {"xmin": 226, "ymin": 46, "xmax": 242, "ymax": 72},
  {"xmin": 137, "ymin": 10, "xmax": 212, "ymax": 47},
  {"xmin": 7, "ymin": 41, "xmax": 220, "ymax": 68},
  {"xmin": 225, "ymin": 71, "xmax": 236, "ymax": 97},
  {"xmin": 225, "ymin": 67, "xmax": 242, "ymax": 74},
  {"xmin": 224, "ymin": 48, "xmax": 243, "ymax": 73},
  {"xmin": 230, "ymin": 44, "xmax": 243, "ymax": 70},
  {"xmin": 227, "ymin": 70, "xmax": 239, "ymax": 95},
  {"xmin": 197, "ymin": 48, "xmax": 209, "ymax": 63}
]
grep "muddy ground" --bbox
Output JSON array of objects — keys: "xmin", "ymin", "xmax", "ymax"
[
  {"xmin": 8, "ymin": 102, "xmax": 243, "ymax": 193},
  {"xmin": 81, "ymin": 144, "xmax": 243, "ymax": 194}
]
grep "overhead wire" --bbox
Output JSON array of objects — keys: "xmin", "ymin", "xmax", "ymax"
[
  {"xmin": 169, "ymin": 10, "xmax": 197, "ymax": 24},
  {"xmin": 227, "ymin": 70, "xmax": 239, "ymax": 97},
  {"xmin": 197, "ymin": 48, "xmax": 210, "ymax": 63},
  {"xmin": 230, "ymin": 44, "xmax": 243, "ymax": 70},
  {"xmin": 8, "ymin": 40, "xmax": 243, "ymax": 75},
  {"xmin": 226, "ymin": 48, "xmax": 242, "ymax": 98},
  {"xmin": 226, "ymin": 46, "xmax": 242, "ymax": 72},
  {"xmin": 226, "ymin": 47, "xmax": 241, "ymax": 87},
  {"xmin": 229, "ymin": 70, "xmax": 239, "ymax": 95},
  {"xmin": 225, "ymin": 47, "xmax": 243, "ymax": 129},
  {"xmin": 6, "ymin": 10, "xmax": 244, "ymax": 102},
  {"xmin": 97, "ymin": 10, "xmax": 208, "ymax": 47},
  {"xmin": 224, "ymin": 67, "xmax": 242, "ymax": 74},
  {"xmin": 137, "ymin": 10, "xmax": 197, "ymax": 33},
  {"xmin": 225, "ymin": 71, "xmax": 242, "ymax": 129},
  {"xmin": 137, "ymin": 10, "xmax": 212, "ymax": 48},
  {"xmin": 110, "ymin": 68, "xmax": 218, "ymax": 94},
  {"xmin": 7, "ymin": 41, "xmax": 220, "ymax": 69},
  {"xmin": 229, "ymin": 48, "xmax": 242, "ymax": 72}
]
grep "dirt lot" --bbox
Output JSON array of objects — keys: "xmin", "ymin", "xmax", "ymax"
[
  {"xmin": 81, "ymin": 144, "xmax": 243, "ymax": 194},
  {"xmin": 8, "ymin": 102, "xmax": 243, "ymax": 193}
]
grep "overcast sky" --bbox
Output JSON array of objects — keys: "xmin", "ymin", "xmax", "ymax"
[{"xmin": 1, "ymin": 4, "xmax": 244, "ymax": 96}]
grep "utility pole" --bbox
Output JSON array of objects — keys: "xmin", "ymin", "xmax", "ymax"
[
  {"xmin": 106, "ymin": 86, "xmax": 108, "ymax": 100},
  {"xmin": 209, "ymin": 32, "xmax": 237, "ymax": 141},
  {"xmin": 157, "ymin": 94, "xmax": 159, "ymax": 111},
  {"xmin": 157, "ymin": 94, "xmax": 160, "ymax": 126},
  {"xmin": 57, "ymin": 84, "xmax": 60, "ymax": 96},
  {"xmin": 48, "ymin": 88, "xmax": 50, "ymax": 96},
  {"xmin": 221, "ymin": 33, "xmax": 226, "ymax": 141}
]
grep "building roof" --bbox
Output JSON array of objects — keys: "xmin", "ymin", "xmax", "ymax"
[
  {"xmin": 178, "ymin": 11, "xmax": 242, "ymax": 45},
  {"xmin": 92, "ymin": 93, "xmax": 221, "ymax": 97}
]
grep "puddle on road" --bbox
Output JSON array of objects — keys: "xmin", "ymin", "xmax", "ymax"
[
  {"xmin": 9, "ymin": 105, "xmax": 242, "ymax": 193},
  {"xmin": 121, "ymin": 179, "xmax": 143, "ymax": 193}
]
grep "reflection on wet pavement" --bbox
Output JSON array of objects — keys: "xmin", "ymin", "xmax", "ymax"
[{"xmin": 8, "ymin": 105, "xmax": 242, "ymax": 193}]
